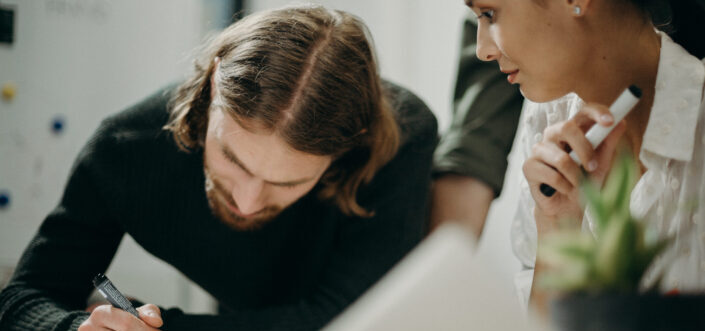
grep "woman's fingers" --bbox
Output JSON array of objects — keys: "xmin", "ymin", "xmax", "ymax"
[
  {"xmin": 544, "ymin": 120, "xmax": 597, "ymax": 171},
  {"xmin": 530, "ymin": 142, "xmax": 583, "ymax": 188},
  {"xmin": 524, "ymin": 103, "xmax": 628, "ymax": 230},
  {"xmin": 544, "ymin": 103, "xmax": 620, "ymax": 171},
  {"xmin": 524, "ymin": 155, "xmax": 575, "ymax": 197},
  {"xmin": 592, "ymin": 120, "xmax": 628, "ymax": 182},
  {"xmin": 573, "ymin": 103, "xmax": 614, "ymax": 129}
]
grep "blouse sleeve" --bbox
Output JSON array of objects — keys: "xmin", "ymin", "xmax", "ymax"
[{"xmin": 510, "ymin": 100, "xmax": 540, "ymax": 310}]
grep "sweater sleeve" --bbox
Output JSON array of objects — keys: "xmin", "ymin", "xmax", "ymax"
[
  {"xmin": 0, "ymin": 124, "xmax": 125, "ymax": 331},
  {"xmin": 159, "ymin": 91, "xmax": 438, "ymax": 331}
]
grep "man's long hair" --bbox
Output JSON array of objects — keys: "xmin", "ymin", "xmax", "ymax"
[{"xmin": 165, "ymin": 5, "xmax": 400, "ymax": 217}]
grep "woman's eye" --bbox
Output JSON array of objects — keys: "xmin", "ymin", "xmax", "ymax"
[{"xmin": 480, "ymin": 9, "xmax": 495, "ymax": 22}]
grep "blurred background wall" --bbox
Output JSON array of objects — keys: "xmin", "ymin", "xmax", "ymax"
[{"xmin": 0, "ymin": 0, "xmax": 521, "ymax": 313}]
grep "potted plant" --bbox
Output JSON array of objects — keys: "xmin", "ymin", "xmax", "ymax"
[{"xmin": 538, "ymin": 155, "xmax": 705, "ymax": 331}]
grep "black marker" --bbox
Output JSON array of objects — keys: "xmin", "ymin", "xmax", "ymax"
[
  {"xmin": 92, "ymin": 273, "xmax": 140, "ymax": 317},
  {"xmin": 540, "ymin": 85, "xmax": 642, "ymax": 197}
]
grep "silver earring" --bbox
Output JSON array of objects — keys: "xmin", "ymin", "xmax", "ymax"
[{"xmin": 574, "ymin": 6, "xmax": 582, "ymax": 15}]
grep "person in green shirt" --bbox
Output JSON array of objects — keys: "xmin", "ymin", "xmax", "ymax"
[{"xmin": 430, "ymin": 15, "xmax": 523, "ymax": 238}]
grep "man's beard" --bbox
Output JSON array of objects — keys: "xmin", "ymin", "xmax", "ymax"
[{"xmin": 204, "ymin": 166, "xmax": 282, "ymax": 231}]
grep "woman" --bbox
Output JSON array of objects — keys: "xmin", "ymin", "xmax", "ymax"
[{"xmin": 466, "ymin": 0, "xmax": 705, "ymax": 311}]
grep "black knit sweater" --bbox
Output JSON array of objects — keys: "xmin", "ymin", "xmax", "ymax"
[{"xmin": 0, "ymin": 82, "xmax": 437, "ymax": 331}]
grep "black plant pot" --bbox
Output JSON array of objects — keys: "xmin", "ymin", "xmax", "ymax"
[{"xmin": 550, "ymin": 293, "xmax": 705, "ymax": 331}]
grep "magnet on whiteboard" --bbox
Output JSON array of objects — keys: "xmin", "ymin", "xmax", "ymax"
[
  {"xmin": 0, "ymin": 191, "xmax": 10, "ymax": 209},
  {"xmin": 51, "ymin": 116, "xmax": 66, "ymax": 134},
  {"xmin": 1, "ymin": 83, "xmax": 16, "ymax": 101}
]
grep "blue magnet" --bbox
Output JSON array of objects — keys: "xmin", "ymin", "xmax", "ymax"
[
  {"xmin": 0, "ymin": 191, "xmax": 9, "ymax": 209},
  {"xmin": 51, "ymin": 116, "xmax": 65, "ymax": 134}
]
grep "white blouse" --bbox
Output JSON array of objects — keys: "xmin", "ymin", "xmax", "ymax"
[{"xmin": 511, "ymin": 32, "xmax": 705, "ymax": 307}]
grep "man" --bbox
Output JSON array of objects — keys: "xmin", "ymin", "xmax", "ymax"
[
  {"xmin": 431, "ymin": 15, "xmax": 523, "ymax": 238},
  {"xmin": 0, "ymin": 6, "xmax": 437, "ymax": 331}
]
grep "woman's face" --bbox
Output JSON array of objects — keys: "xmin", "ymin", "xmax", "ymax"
[{"xmin": 469, "ymin": 0, "xmax": 589, "ymax": 102}]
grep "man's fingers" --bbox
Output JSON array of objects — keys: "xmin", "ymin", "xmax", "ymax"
[
  {"xmin": 95, "ymin": 305, "xmax": 137, "ymax": 330},
  {"xmin": 90, "ymin": 305, "xmax": 160, "ymax": 331},
  {"xmin": 78, "ymin": 319, "xmax": 106, "ymax": 331},
  {"xmin": 137, "ymin": 304, "xmax": 163, "ymax": 328}
]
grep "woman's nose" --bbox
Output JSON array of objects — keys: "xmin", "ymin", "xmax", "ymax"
[{"xmin": 476, "ymin": 25, "xmax": 500, "ymax": 62}]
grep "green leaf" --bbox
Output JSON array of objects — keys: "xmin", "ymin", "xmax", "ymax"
[
  {"xmin": 582, "ymin": 180, "xmax": 609, "ymax": 235},
  {"xmin": 539, "ymin": 263, "xmax": 591, "ymax": 292},
  {"xmin": 539, "ymin": 233, "xmax": 595, "ymax": 265},
  {"xmin": 540, "ymin": 153, "xmax": 673, "ymax": 294},
  {"xmin": 594, "ymin": 217, "xmax": 637, "ymax": 290}
]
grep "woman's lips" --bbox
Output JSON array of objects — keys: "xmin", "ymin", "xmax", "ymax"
[{"xmin": 507, "ymin": 70, "xmax": 519, "ymax": 84}]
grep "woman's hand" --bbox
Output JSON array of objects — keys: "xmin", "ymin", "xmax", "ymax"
[{"xmin": 523, "ymin": 103, "xmax": 627, "ymax": 235}]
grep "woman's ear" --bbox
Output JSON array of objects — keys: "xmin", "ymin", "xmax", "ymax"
[{"xmin": 566, "ymin": 0, "xmax": 592, "ymax": 17}]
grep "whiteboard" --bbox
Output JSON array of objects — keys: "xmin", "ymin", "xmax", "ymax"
[{"xmin": 0, "ymin": 0, "xmax": 234, "ymax": 313}]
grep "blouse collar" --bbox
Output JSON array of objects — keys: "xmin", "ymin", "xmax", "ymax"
[{"xmin": 641, "ymin": 32, "xmax": 705, "ymax": 163}]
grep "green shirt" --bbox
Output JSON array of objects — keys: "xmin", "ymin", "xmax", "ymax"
[{"xmin": 433, "ymin": 16, "xmax": 523, "ymax": 196}]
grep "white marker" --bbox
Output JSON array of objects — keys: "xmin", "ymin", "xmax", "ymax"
[{"xmin": 569, "ymin": 85, "xmax": 642, "ymax": 165}]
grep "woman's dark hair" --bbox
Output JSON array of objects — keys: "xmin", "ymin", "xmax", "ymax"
[
  {"xmin": 664, "ymin": 0, "xmax": 705, "ymax": 58},
  {"xmin": 530, "ymin": 0, "xmax": 705, "ymax": 57},
  {"xmin": 633, "ymin": 0, "xmax": 705, "ymax": 58}
]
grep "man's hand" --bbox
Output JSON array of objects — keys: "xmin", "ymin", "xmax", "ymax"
[{"xmin": 79, "ymin": 304, "xmax": 163, "ymax": 331}]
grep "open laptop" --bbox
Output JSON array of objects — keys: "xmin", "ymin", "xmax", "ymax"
[{"xmin": 324, "ymin": 223, "xmax": 543, "ymax": 331}]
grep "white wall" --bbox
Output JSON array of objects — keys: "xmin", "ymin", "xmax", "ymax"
[{"xmin": 0, "ymin": 0, "xmax": 232, "ymax": 313}]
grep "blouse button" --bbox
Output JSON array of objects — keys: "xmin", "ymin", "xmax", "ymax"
[
  {"xmin": 527, "ymin": 113, "xmax": 536, "ymax": 125},
  {"xmin": 670, "ymin": 178, "xmax": 680, "ymax": 191},
  {"xmin": 534, "ymin": 133, "xmax": 543, "ymax": 143},
  {"xmin": 662, "ymin": 124, "xmax": 672, "ymax": 135},
  {"xmin": 645, "ymin": 184, "xmax": 654, "ymax": 196},
  {"xmin": 678, "ymin": 100, "xmax": 689, "ymax": 110},
  {"xmin": 548, "ymin": 113, "xmax": 558, "ymax": 123},
  {"xmin": 694, "ymin": 213, "xmax": 700, "ymax": 225},
  {"xmin": 680, "ymin": 246, "xmax": 691, "ymax": 257}
]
